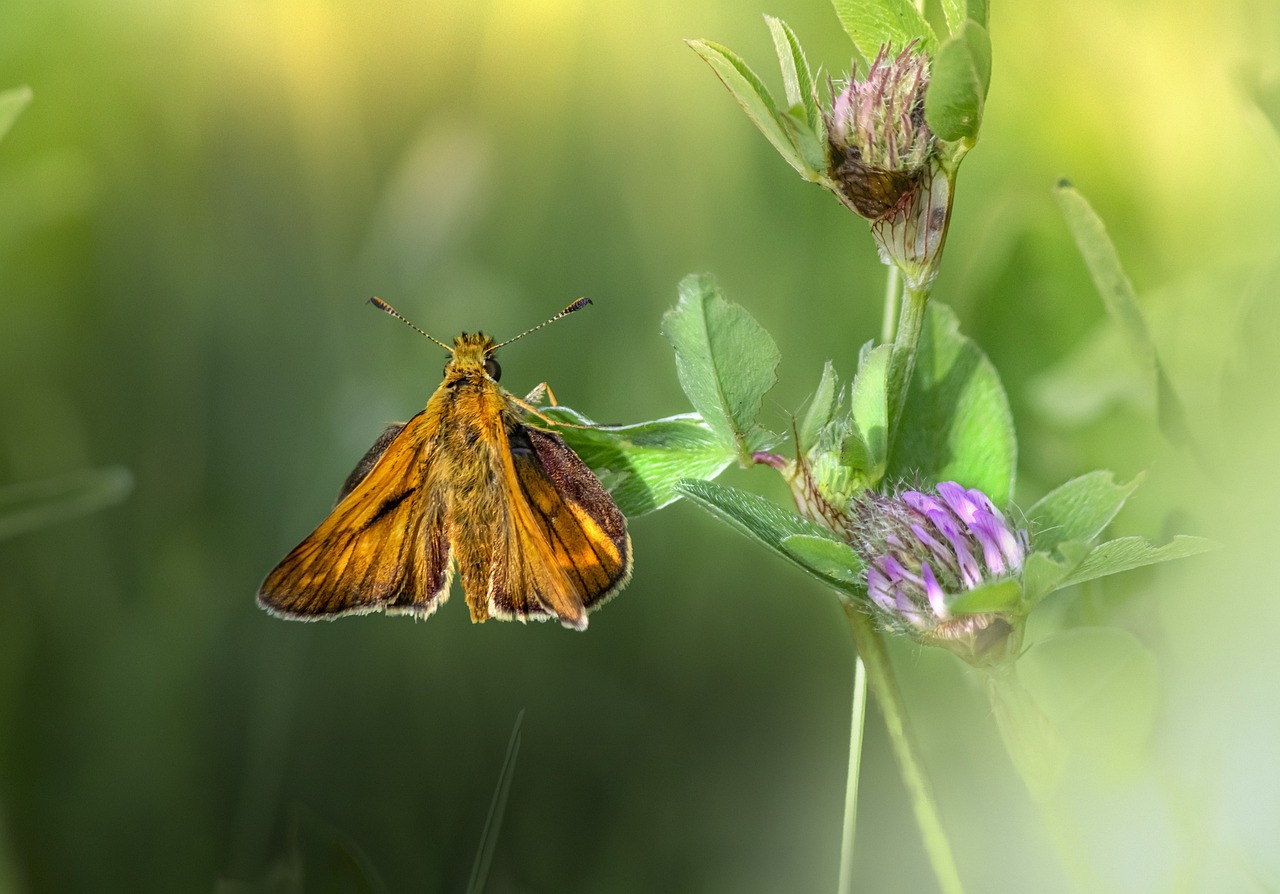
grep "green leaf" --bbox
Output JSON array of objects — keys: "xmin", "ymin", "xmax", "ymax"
[
  {"xmin": 780, "ymin": 534, "xmax": 864, "ymax": 586},
  {"xmin": 924, "ymin": 21, "xmax": 991, "ymax": 143},
  {"xmin": 1058, "ymin": 535, "xmax": 1218, "ymax": 590},
  {"xmin": 939, "ymin": 0, "xmax": 967, "ymax": 35},
  {"xmin": 1054, "ymin": 183, "xmax": 1196, "ymax": 451},
  {"xmin": 849, "ymin": 342, "xmax": 891, "ymax": 478},
  {"xmin": 0, "ymin": 86, "xmax": 32, "ymax": 144},
  {"xmin": 1018, "ymin": 628, "xmax": 1160, "ymax": 775},
  {"xmin": 766, "ymin": 16, "xmax": 823, "ymax": 138},
  {"xmin": 540, "ymin": 408, "xmax": 735, "ymax": 517},
  {"xmin": 0, "ymin": 466, "xmax": 134, "ymax": 541},
  {"xmin": 937, "ymin": 0, "xmax": 991, "ymax": 34},
  {"xmin": 1025, "ymin": 470, "xmax": 1143, "ymax": 556},
  {"xmin": 676, "ymin": 479, "xmax": 855, "ymax": 592},
  {"xmin": 797, "ymin": 361, "xmax": 839, "ymax": 454},
  {"xmin": 886, "ymin": 302, "xmax": 1015, "ymax": 506},
  {"xmin": 686, "ymin": 39, "xmax": 816, "ymax": 179},
  {"xmin": 840, "ymin": 430, "xmax": 873, "ymax": 475},
  {"xmin": 967, "ymin": 0, "xmax": 990, "ymax": 28},
  {"xmin": 831, "ymin": 0, "xmax": 936, "ymax": 63},
  {"xmin": 945, "ymin": 577, "xmax": 1020, "ymax": 614},
  {"xmin": 661, "ymin": 274, "xmax": 780, "ymax": 463},
  {"xmin": 1020, "ymin": 552, "xmax": 1071, "ymax": 608}
]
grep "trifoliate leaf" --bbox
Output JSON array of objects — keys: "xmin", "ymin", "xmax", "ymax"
[
  {"xmin": 662, "ymin": 274, "xmax": 780, "ymax": 463},
  {"xmin": 676, "ymin": 478, "xmax": 853, "ymax": 591},
  {"xmin": 886, "ymin": 302, "xmax": 1015, "ymax": 505},
  {"xmin": 542, "ymin": 408, "xmax": 735, "ymax": 517},
  {"xmin": 1025, "ymin": 470, "xmax": 1142, "ymax": 556}
]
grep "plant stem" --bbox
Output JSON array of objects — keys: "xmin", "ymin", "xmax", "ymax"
[
  {"xmin": 843, "ymin": 602, "xmax": 966, "ymax": 894},
  {"xmin": 884, "ymin": 281, "xmax": 931, "ymax": 453},
  {"xmin": 881, "ymin": 265, "xmax": 901, "ymax": 344},
  {"xmin": 836, "ymin": 654, "xmax": 868, "ymax": 894}
]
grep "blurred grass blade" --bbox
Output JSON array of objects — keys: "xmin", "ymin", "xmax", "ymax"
[
  {"xmin": 837, "ymin": 655, "xmax": 867, "ymax": 894},
  {"xmin": 466, "ymin": 710, "xmax": 524, "ymax": 894},
  {"xmin": 289, "ymin": 808, "xmax": 388, "ymax": 894},
  {"xmin": 0, "ymin": 85, "xmax": 32, "ymax": 143},
  {"xmin": 831, "ymin": 0, "xmax": 936, "ymax": 63},
  {"xmin": 1054, "ymin": 183, "xmax": 1197, "ymax": 452},
  {"xmin": 540, "ymin": 408, "xmax": 734, "ymax": 516},
  {"xmin": 0, "ymin": 466, "xmax": 133, "ymax": 541},
  {"xmin": 662, "ymin": 274, "xmax": 780, "ymax": 463}
]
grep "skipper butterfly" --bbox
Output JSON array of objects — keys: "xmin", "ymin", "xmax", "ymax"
[{"xmin": 258, "ymin": 297, "xmax": 631, "ymax": 630}]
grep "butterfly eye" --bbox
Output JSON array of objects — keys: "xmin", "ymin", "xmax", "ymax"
[{"xmin": 484, "ymin": 357, "xmax": 501, "ymax": 381}]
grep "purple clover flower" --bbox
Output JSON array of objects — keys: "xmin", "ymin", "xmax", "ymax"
[{"xmin": 851, "ymin": 481, "xmax": 1029, "ymax": 665}]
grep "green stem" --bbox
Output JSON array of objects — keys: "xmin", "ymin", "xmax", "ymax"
[
  {"xmin": 881, "ymin": 265, "xmax": 901, "ymax": 344},
  {"xmin": 884, "ymin": 281, "xmax": 931, "ymax": 453},
  {"xmin": 836, "ymin": 654, "xmax": 867, "ymax": 894},
  {"xmin": 844, "ymin": 603, "xmax": 966, "ymax": 894}
]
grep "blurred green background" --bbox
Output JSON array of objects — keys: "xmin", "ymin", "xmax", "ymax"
[{"xmin": 1, "ymin": 0, "xmax": 1278, "ymax": 891}]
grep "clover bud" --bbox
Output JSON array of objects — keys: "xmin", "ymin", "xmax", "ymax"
[
  {"xmin": 826, "ymin": 43, "xmax": 932, "ymax": 221},
  {"xmin": 825, "ymin": 43, "xmax": 953, "ymax": 288}
]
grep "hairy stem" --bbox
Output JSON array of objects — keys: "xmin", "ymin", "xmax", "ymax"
[
  {"xmin": 844, "ymin": 603, "xmax": 966, "ymax": 894},
  {"xmin": 884, "ymin": 281, "xmax": 931, "ymax": 453},
  {"xmin": 881, "ymin": 265, "xmax": 902, "ymax": 344}
]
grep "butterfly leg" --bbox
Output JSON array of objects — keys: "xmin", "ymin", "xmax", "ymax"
[{"xmin": 523, "ymin": 382, "xmax": 558, "ymax": 407}]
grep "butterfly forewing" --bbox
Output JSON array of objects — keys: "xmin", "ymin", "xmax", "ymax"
[{"xmin": 257, "ymin": 411, "xmax": 453, "ymax": 619}]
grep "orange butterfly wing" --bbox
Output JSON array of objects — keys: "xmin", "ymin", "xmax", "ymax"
[
  {"xmin": 482, "ymin": 424, "xmax": 632, "ymax": 630},
  {"xmin": 257, "ymin": 410, "xmax": 453, "ymax": 619}
]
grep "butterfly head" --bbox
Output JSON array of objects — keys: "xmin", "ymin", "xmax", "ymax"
[{"xmin": 447, "ymin": 332, "xmax": 501, "ymax": 382}]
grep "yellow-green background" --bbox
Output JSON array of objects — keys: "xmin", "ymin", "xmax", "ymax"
[{"xmin": 1, "ymin": 0, "xmax": 1278, "ymax": 891}]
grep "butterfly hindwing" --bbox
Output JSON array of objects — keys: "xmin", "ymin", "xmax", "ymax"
[
  {"xmin": 257, "ymin": 411, "xmax": 452, "ymax": 619},
  {"xmin": 483, "ymin": 423, "xmax": 631, "ymax": 629}
]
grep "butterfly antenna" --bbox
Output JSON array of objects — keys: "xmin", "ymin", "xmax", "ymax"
[
  {"xmin": 368, "ymin": 297, "xmax": 453, "ymax": 351},
  {"xmin": 493, "ymin": 298, "xmax": 592, "ymax": 349}
]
